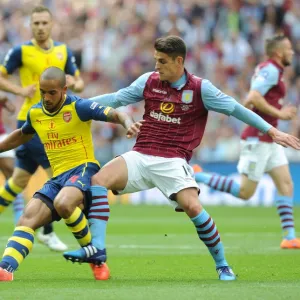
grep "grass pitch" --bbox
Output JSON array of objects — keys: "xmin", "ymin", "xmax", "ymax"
[{"xmin": 0, "ymin": 205, "xmax": 300, "ymax": 300}]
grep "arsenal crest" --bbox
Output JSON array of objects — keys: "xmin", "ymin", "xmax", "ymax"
[{"xmin": 63, "ymin": 112, "xmax": 72, "ymax": 123}]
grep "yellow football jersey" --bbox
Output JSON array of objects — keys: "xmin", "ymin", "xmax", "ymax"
[
  {"xmin": 0, "ymin": 39, "xmax": 80, "ymax": 121},
  {"xmin": 22, "ymin": 96, "xmax": 112, "ymax": 177}
]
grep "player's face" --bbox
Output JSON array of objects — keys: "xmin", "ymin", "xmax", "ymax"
[
  {"xmin": 154, "ymin": 50, "xmax": 184, "ymax": 83},
  {"xmin": 31, "ymin": 12, "xmax": 53, "ymax": 42},
  {"xmin": 279, "ymin": 38, "xmax": 294, "ymax": 66},
  {"xmin": 40, "ymin": 79, "xmax": 67, "ymax": 112}
]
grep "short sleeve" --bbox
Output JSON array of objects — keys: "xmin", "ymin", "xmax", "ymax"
[
  {"xmin": 21, "ymin": 110, "xmax": 36, "ymax": 134},
  {"xmin": 201, "ymin": 79, "xmax": 237, "ymax": 115},
  {"xmin": 0, "ymin": 46, "xmax": 22, "ymax": 75},
  {"xmin": 251, "ymin": 64, "xmax": 279, "ymax": 96},
  {"xmin": 75, "ymin": 98, "xmax": 112, "ymax": 122},
  {"xmin": 64, "ymin": 47, "xmax": 80, "ymax": 76}
]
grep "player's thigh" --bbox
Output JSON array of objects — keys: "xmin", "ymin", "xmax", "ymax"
[
  {"xmin": 148, "ymin": 157, "xmax": 199, "ymax": 207},
  {"xmin": 237, "ymin": 141, "xmax": 270, "ymax": 183},
  {"xmin": 54, "ymin": 186, "xmax": 84, "ymax": 218},
  {"xmin": 43, "ymin": 167, "xmax": 53, "ymax": 179},
  {"xmin": 268, "ymin": 164, "xmax": 293, "ymax": 196},
  {"xmin": 93, "ymin": 152, "xmax": 153, "ymax": 194},
  {"xmin": 11, "ymin": 167, "xmax": 33, "ymax": 189},
  {"xmin": 0, "ymin": 157, "xmax": 14, "ymax": 179},
  {"xmin": 18, "ymin": 197, "xmax": 52, "ymax": 230}
]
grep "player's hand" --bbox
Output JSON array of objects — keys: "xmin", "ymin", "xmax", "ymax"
[
  {"xmin": 0, "ymin": 95, "xmax": 8, "ymax": 104},
  {"xmin": 126, "ymin": 120, "xmax": 144, "ymax": 139},
  {"xmin": 280, "ymin": 105, "xmax": 297, "ymax": 120},
  {"xmin": 66, "ymin": 75, "xmax": 76, "ymax": 89},
  {"xmin": 20, "ymin": 84, "xmax": 36, "ymax": 98},
  {"xmin": 267, "ymin": 127, "xmax": 300, "ymax": 149}
]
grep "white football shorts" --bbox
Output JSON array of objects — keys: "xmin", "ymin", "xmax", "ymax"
[
  {"xmin": 114, "ymin": 151, "xmax": 199, "ymax": 209},
  {"xmin": 237, "ymin": 140, "xmax": 288, "ymax": 182}
]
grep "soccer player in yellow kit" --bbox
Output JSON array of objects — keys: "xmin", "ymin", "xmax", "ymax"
[
  {"xmin": 0, "ymin": 5, "xmax": 84, "ymax": 251},
  {"xmin": 0, "ymin": 67, "xmax": 140, "ymax": 281}
]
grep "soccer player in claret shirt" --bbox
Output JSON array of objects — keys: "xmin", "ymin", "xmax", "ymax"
[
  {"xmin": 193, "ymin": 35, "xmax": 300, "ymax": 249},
  {"xmin": 0, "ymin": 67, "xmax": 141, "ymax": 281},
  {"xmin": 64, "ymin": 36, "xmax": 300, "ymax": 281},
  {"xmin": 0, "ymin": 5, "xmax": 84, "ymax": 251}
]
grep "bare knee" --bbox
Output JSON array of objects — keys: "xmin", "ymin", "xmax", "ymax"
[
  {"xmin": 17, "ymin": 210, "xmax": 36, "ymax": 230},
  {"xmin": 54, "ymin": 196, "xmax": 74, "ymax": 219},
  {"xmin": 180, "ymin": 200, "xmax": 202, "ymax": 218}
]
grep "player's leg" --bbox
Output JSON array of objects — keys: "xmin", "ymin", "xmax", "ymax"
[
  {"xmin": 63, "ymin": 152, "xmax": 150, "ymax": 279},
  {"xmin": 266, "ymin": 145, "xmax": 299, "ymax": 248},
  {"xmin": 36, "ymin": 162, "xmax": 67, "ymax": 252},
  {"xmin": 0, "ymin": 154, "xmax": 25, "ymax": 224},
  {"xmin": 194, "ymin": 141, "xmax": 269, "ymax": 200},
  {"xmin": 0, "ymin": 167, "xmax": 31, "ymax": 215},
  {"xmin": 150, "ymin": 158, "xmax": 235, "ymax": 280},
  {"xmin": 0, "ymin": 197, "xmax": 52, "ymax": 281}
]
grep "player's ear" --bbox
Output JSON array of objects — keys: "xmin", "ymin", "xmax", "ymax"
[{"xmin": 63, "ymin": 85, "xmax": 68, "ymax": 93}]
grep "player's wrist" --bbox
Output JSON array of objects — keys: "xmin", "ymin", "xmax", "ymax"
[{"xmin": 267, "ymin": 127, "xmax": 277, "ymax": 138}]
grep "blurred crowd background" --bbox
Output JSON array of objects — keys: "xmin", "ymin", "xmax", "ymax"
[{"xmin": 0, "ymin": 0, "xmax": 299, "ymax": 165}]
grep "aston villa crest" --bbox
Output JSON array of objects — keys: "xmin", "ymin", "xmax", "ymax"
[{"xmin": 181, "ymin": 90, "xmax": 193, "ymax": 104}]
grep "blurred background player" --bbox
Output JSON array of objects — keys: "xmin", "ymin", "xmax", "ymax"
[
  {"xmin": 193, "ymin": 35, "xmax": 300, "ymax": 249},
  {"xmin": 0, "ymin": 5, "xmax": 84, "ymax": 251}
]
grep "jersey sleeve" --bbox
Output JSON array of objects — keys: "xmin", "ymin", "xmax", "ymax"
[
  {"xmin": 201, "ymin": 79, "xmax": 237, "ymax": 115},
  {"xmin": 90, "ymin": 72, "xmax": 153, "ymax": 108},
  {"xmin": 21, "ymin": 110, "xmax": 36, "ymax": 134},
  {"xmin": 251, "ymin": 64, "xmax": 279, "ymax": 96},
  {"xmin": 0, "ymin": 46, "xmax": 22, "ymax": 75},
  {"xmin": 64, "ymin": 46, "xmax": 80, "ymax": 76},
  {"xmin": 75, "ymin": 99, "xmax": 112, "ymax": 122}
]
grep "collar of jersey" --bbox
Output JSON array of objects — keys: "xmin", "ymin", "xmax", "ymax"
[
  {"xmin": 31, "ymin": 38, "xmax": 54, "ymax": 53},
  {"xmin": 170, "ymin": 71, "xmax": 187, "ymax": 90},
  {"xmin": 42, "ymin": 95, "xmax": 67, "ymax": 116}
]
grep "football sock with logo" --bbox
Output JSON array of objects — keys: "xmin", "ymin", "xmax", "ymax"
[
  {"xmin": 0, "ymin": 226, "xmax": 34, "ymax": 272},
  {"xmin": 195, "ymin": 172, "xmax": 240, "ymax": 197},
  {"xmin": 64, "ymin": 207, "xmax": 91, "ymax": 246},
  {"xmin": 88, "ymin": 186, "xmax": 110, "ymax": 250},
  {"xmin": 12, "ymin": 195, "xmax": 25, "ymax": 225},
  {"xmin": 0, "ymin": 178, "xmax": 24, "ymax": 214},
  {"xmin": 191, "ymin": 209, "xmax": 228, "ymax": 268},
  {"xmin": 275, "ymin": 194, "xmax": 295, "ymax": 240}
]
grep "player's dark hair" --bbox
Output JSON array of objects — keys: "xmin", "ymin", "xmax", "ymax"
[
  {"xmin": 154, "ymin": 36, "xmax": 186, "ymax": 63},
  {"xmin": 265, "ymin": 35, "xmax": 288, "ymax": 57},
  {"xmin": 31, "ymin": 5, "xmax": 52, "ymax": 18},
  {"xmin": 41, "ymin": 67, "xmax": 66, "ymax": 87}
]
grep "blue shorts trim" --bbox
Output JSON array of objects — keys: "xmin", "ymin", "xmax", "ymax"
[{"xmin": 36, "ymin": 162, "xmax": 100, "ymax": 202}]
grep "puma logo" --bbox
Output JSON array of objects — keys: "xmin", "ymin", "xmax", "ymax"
[
  {"xmin": 77, "ymin": 180, "xmax": 85, "ymax": 188},
  {"xmin": 36, "ymin": 119, "xmax": 42, "ymax": 125}
]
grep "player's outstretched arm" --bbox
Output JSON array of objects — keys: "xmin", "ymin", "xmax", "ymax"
[{"xmin": 0, "ymin": 129, "xmax": 34, "ymax": 153}]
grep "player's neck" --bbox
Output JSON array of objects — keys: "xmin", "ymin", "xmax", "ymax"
[
  {"xmin": 167, "ymin": 69, "xmax": 185, "ymax": 84},
  {"xmin": 269, "ymin": 56, "xmax": 284, "ymax": 69},
  {"xmin": 33, "ymin": 38, "xmax": 52, "ymax": 50}
]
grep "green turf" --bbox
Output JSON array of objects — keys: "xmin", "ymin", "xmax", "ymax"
[{"xmin": 0, "ymin": 205, "xmax": 300, "ymax": 300}]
